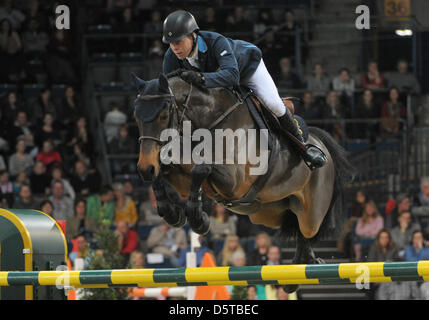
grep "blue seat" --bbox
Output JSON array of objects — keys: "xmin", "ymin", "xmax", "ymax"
[
  {"xmin": 23, "ymin": 84, "xmax": 43, "ymax": 97},
  {"xmin": 138, "ymin": 225, "xmax": 154, "ymax": 238}
]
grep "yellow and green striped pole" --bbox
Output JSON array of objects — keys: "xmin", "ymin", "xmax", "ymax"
[{"xmin": 1, "ymin": 261, "xmax": 428, "ymax": 289}]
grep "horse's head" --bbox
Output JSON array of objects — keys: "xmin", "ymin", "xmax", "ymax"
[{"xmin": 133, "ymin": 73, "xmax": 174, "ymax": 181}]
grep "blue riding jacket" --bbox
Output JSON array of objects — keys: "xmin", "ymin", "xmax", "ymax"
[{"xmin": 162, "ymin": 30, "xmax": 262, "ymax": 88}]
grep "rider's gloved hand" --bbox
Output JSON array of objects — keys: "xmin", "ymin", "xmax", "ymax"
[{"xmin": 180, "ymin": 71, "xmax": 205, "ymax": 87}]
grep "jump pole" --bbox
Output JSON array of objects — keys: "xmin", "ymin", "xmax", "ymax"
[{"xmin": 1, "ymin": 261, "xmax": 428, "ymax": 289}]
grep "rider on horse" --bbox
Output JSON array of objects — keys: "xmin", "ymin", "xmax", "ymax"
[{"xmin": 161, "ymin": 10, "xmax": 327, "ymax": 170}]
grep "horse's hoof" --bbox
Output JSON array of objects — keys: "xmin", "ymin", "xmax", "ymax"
[
  {"xmin": 282, "ymin": 285, "xmax": 299, "ymax": 294},
  {"xmin": 162, "ymin": 207, "xmax": 187, "ymax": 228},
  {"xmin": 189, "ymin": 211, "xmax": 211, "ymax": 235}
]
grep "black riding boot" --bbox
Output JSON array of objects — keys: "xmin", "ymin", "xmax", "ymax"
[{"xmin": 277, "ymin": 110, "xmax": 327, "ymax": 170}]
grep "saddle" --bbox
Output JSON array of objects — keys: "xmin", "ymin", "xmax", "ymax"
[{"xmin": 206, "ymin": 87, "xmax": 308, "ymax": 213}]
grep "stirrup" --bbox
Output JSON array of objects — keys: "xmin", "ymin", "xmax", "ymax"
[{"xmin": 303, "ymin": 144, "xmax": 327, "ymax": 171}]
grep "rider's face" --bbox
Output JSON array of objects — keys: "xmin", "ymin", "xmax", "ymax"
[{"xmin": 170, "ymin": 35, "xmax": 194, "ymax": 60}]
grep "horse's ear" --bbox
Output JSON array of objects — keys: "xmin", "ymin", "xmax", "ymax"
[
  {"xmin": 131, "ymin": 72, "xmax": 146, "ymax": 92},
  {"xmin": 158, "ymin": 73, "xmax": 170, "ymax": 94}
]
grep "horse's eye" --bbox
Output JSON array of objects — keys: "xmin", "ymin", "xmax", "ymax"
[{"xmin": 160, "ymin": 114, "xmax": 168, "ymax": 121}]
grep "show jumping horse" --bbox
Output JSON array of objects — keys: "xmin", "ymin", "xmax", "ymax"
[{"xmin": 133, "ymin": 71, "xmax": 355, "ymax": 293}]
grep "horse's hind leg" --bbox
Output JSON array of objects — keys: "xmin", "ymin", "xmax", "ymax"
[
  {"xmin": 185, "ymin": 164, "xmax": 212, "ymax": 235},
  {"xmin": 282, "ymin": 231, "xmax": 325, "ymax": 294},
  {"xmin": 152, "ymin": 175, "xmax": 187, "ymax": 228}
]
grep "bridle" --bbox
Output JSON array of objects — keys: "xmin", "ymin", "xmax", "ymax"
[
  {"xmin": 137, "ymin": 81, "xmax": 246, "ymax": 147},
  {"xmin": 137, "ymin": 83, "xmax": 193, "ymax": 146}
]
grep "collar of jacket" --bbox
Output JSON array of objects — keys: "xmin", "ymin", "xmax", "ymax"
[{"xmin": 197, "ymin": 35, "xmax": 207, "ymax": 53}]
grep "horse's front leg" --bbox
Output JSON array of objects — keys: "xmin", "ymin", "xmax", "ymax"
[
  {"xmin": 152, "ymin": 175, "xmax": 187, "ymax": 228},
  {"xmin": 185, "ymin": 164, "xmax": 212, "ymax": 235}
]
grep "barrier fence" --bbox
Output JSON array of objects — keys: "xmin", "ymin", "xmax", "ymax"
[{"xmin": 1, "ymin": 261, "xmax": 428, "ymax": 289}]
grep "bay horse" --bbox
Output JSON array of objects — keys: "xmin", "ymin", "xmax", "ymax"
[{"xmin": 133, "ymin": 72, "xmax": 354, "ymax": 293}]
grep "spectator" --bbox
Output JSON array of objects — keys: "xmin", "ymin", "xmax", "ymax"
[
  {"xmin": 0, "ymin": 18, "xmax": 24, "ymax": 82},
  {"xmin": 276, "ymin": 287, "xmax": 291, "ymax": 300},
  {"xmin": 247, "ymin": 232, "xmax": 271, "ymax": 266},
  {"xmin": 385, "ymin": 60, "xmax": 420, "ymax": 94},
  {"xmin": 225, "ymin": 6, "xmax": 252, "ymax": 36},
  {"xmin": 338, "ymin": 190, "xmax": 368, "ymax": 257},
  {"xmin": 218, "ymin": 235, "xmax": 245, "ymax": 267},
  {"xmin": 50, "ymin": 166, "xmax": 75, "ymax": 200},
  {"xmin": 129, "ymin": 251, "xmax": 145, "ymax": 269},
  {"xmin": 209, "ymin": 203, "xmax": 236, "ymax": 241},
  {"xmin": 115, "ymin": 7, "xmax": 140, "ymax": 52},
  {"xmin": 14, "ymin": 184, "xmax": 38, "ymax": 209},
  {"xmin": 1, "ymin": 91, "xmax": 25, "ymax": 131},
  {"xmin": 353, "ymin": 89, "xmax": 379, "ymax": 140},
  {"xmin": 0, "ymin": 169, "xmax": 14, "ymax": 207},
  {"xmin": 295, "ymin": 91, "xmax": 321, "ymax": 120},
  {"xmin": 115, "ymin": 220, "xmax": 139, "ymax": 259},
  {"xmin": 199, "ymin": 7, "xmax": 220, "ymax": 32},
  {"xmin": 368, "ymin": 229, "xmax": 399, "ymax": 262},
  {"xmin": 21, "ymin": 18, "xmax": 49, "ymax": 56},
  {"xmin": 231, "ymin": 250, "xmax": 246, "ymax": 267},
  {"xmin": 266, "ymin": 245, "xmax": 281, "ymax": 265},
  {"xmin": 146, "ymin": 220, "xmax": 187, "ymax": 268},
  {"xmin": 405, "ymin": 230, "xmax": 429, "ymax": 261},
  {"xmin": 66, "ymin": 198, "xmax": 98, "ymax": 242},
  {"xmin": 247, "ymin": 285, "xmax": 259, "ymax": 300},
  {"xmin": 113, "ymin": 182, "xmax": 138, "ymax": 227},
  {"xmin": 8, "ymin": 139, "xmax": 34, "ymax": 178},
  {"xmin": 34, "ymin": 113, "xmax": 60, "ymax": 149},
  {"xmin": 40, "ymin": 199, "xmax": 54, "ymax": 216},
  {"xmin": 253, "ymin": 9, "xmax": 272, "ymax": 40},
  {"xmin": 48, "ymin": 179, "xmax": 74, "ymax": 221},
  {"xmin": 0, "ymin": 0, "xmax": 26, "ymax": 31},
  {"xmin": 86, "ymin": 185, "xmax": 115, "ymax": 223},
  {"xmin": 12, "ymin": 171, "xmax": 29, "ymax": 195},
  {"xmin": 143, "ymin": 10, "xmax": 162, "ymax": 34},
  {"xmin": 8, "ymin": 111, "xmax": 35, "ymax": 152},
  {"xmin": 32, "ymin": 88, "xmax": 57, "ymax": 123},
  {"xmin": 321, "ymin": 90, "xmax": 346, "ymax": 141},
  {"xmin": 306, "ymin": 63, "xmax": 330, "ymax": 101},
  {"xmin": 275, "ymin": 57, "xmax": 302, "ymax": 89},
  {"xmin": 59, "ymin": 87, "xmax": 83, "ymax": 133},
  {"xmin": 385, "ymin": 193, "xmax": 411, "ymax": 229},
  {"xmin": 380, "ymin": 87, "xmax": 406, "ymax": 137},
  {"xmin": 66, "ymin": 116, "xmax": 93, "ymax": 159},
  {"xmin": 258, "ymin": 31, "xmax": 282, "ymax": 74},
  {"xmin": 108, "ymin": 124, "xmax": 136, "ymax": 174},
  {"xmin": 390, "ymin": 211, "xmax": 421, "ymax": 255},
  {"xmin": 139, "ymin": 186, "xmax": 163, "ymax": 225},
  {"xmin": 36, "ymin": 139, "xmax": 62, "ymax": 169},
  {"xmin": 276, "ymin": 9, "xmax": 301, "ymax": 58},
  {"xmin": 361, "ymin": 60, "xmax": 385, "ymax": 89},
  {"xmin": 332, "ymin": 68, "xmax": 355, "ymax": 103},
  {"xmin": 69, "ymin": 142, "xmax": 91, "ymax": 171},
  {"xmin": 70, "ymin": 160, "xmax": 101, "ymax": 196},
  {"xmin": 29, "ymin": 160, "xmax": 50, "ymax": 197},
  {"xmin": 354, "ymin": 200, "xmax": 384, "ymax": 261},
  {"xmin": 69, "ymin": 233, "xmax": 90, "ymax": 269},
  {"xmin": 46, "ymin": 29, "xmax": 78, "ymax": 85},
  {"xmin": 413, "ymin": 177, "xmax": 429, "ymax": 228},
  {"xmin": 104, "ymin": 103, "xmax": 127, "ymax": 143}
]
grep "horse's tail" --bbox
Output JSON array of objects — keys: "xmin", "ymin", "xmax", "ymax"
[{"xmin": 280, "ymin": 126, "xmax": 356, "ymax": 242}]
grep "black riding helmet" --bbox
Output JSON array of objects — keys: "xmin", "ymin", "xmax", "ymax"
[{"xmin": 162, "ymin": 10, "xmax": 199, "ymax": 44}]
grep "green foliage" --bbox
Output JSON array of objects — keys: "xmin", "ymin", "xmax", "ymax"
[
  {"xmin": 231, "ymin": 286, "xmax": 248, "ymax": 300},
  {"xmin": 80, "ymin": 220, "xmax": 129, "ymax": 300}
]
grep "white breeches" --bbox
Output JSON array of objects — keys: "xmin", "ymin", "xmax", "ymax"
[{"xmin": 242, "ymin": 58, "xmax": 286, "ymax": 117}]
